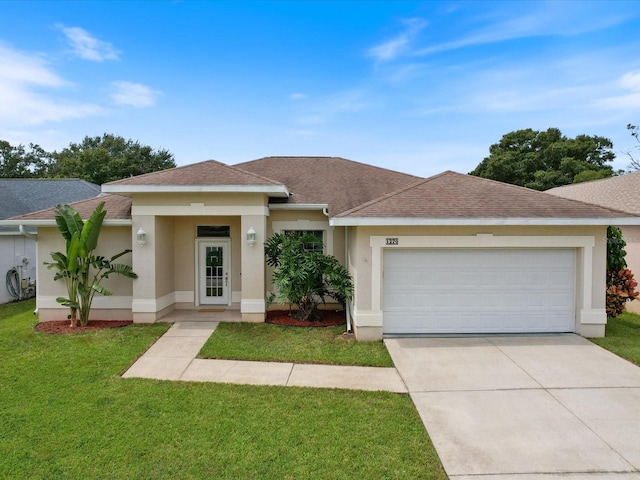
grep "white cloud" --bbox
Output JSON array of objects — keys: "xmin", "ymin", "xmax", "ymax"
[
  {"xmin": 110, "ymin": 81, "xmax": 161, "ymax": 107},
  {"xmin": 0, "ymin": 43, "xmax": 104, "ymax": 127},
  {"xmin": 57, "ymin": 24, "xmax": 119, "ymax": 61},
  {"xmin": 367, "ymin": 18, "xmax": 427, "ymax": 62},
  {"xmin": 296, "ymin": 89, "xmax": 371, "ymax": 125},
  {"xmin": 290, "ymin": 92, "xmax": 307, "ymax": 101},
  {"xmin": 594, "ymin": 71, "xmax": 640, "ymax": 109}
]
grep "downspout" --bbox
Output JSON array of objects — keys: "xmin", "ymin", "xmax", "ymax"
[
  {"xmin": 344, "ymin": 226, "xmax": 352, "ymax": 332},
  {"xmin": 19, "ymin": 225, "xmax": 38, "ymax": 240}
]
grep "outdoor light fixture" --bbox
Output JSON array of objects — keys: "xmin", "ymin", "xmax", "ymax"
[
  {"xmin": 136, "ymin": 227, "xmax": 147, "ymax": 246},
  {"xmin": 246, "ymin": 227, "xmax": 257, "ymax": 246}
]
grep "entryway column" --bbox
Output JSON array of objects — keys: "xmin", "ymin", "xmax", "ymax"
[
  {"xmin": 240, "ymin": 214, "xmax": 267, "ymax": 322},
  {"xmin": 131, "ymin": 215, "xmax": 157, "ymax": 322}
]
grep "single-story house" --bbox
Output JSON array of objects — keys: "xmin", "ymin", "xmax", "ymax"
[
  {"xmin": 0, "ymin": 179, "xmax": 100, "ymax": 304},
  {"xmin": 548, "ymin": 171, "xmax": 640, "ymax": 314},
  {"xmin": 4, "ymin": 157, "xmax": 639, "ymax": 340}
]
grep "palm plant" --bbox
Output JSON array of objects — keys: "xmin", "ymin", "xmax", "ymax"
[{"xmin": 46, "ymin": 202, "xmax": 137, "ymax": 326}]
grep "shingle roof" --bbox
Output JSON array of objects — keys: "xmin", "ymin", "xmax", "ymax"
[
  {"xmin": 10, "ymin": 194, "xmax": 132, "ymax": 221},
  {"xmin": 0, "ymin": 179, "xmax": 100, "ymax": 219},
  {"xmin": 547, "ymin": 171, "xmax": 640, "ymax": 216},
  {"xmin": 236, "ymin": 156, "xmax": 421, "ymax": 215},
  {"xmin": 335, "ymin": 171, "xmax": 634, "ymax": 219},
  {"xmin": 105, "ymin": 159, "xmax": 285, "ymax": 187}
]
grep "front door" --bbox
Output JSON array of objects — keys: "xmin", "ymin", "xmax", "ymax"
[{"xmin": 198, "ymin": 240, "xmax": 230, "ymax": 305}]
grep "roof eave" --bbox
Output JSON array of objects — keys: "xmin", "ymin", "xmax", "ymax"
[
  {"xmin": 268, "ymin": 203, "xmax": 329, "ymax": 211},
  {"xmin": 0, "ymin": 219, "xmax": 132, "ymax": 227},
  {"xmin": 102, "ymin": 184, "xmax": 290, "ymax": 197},
  {"xmin": 329, "ymin": 217, "xmax": 640, "ymax": 227}
]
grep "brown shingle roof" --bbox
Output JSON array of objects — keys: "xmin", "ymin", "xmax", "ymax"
[
  {"xmin": 236, "ymin": 156, "xmax": 421, "ymax": 215},
  {"xmin": 336, "ymin": 171, "xmax": 634, "ymax": 219},
  {"xmin": 10, "ymin": 194, "xmax": 132, "ymax": 221},
  {"xmin": 547, "ymin": 171, "xmax": 640, "ymax": 216},
  {"xmin": 105, "ymin": 159, "xmax": 285, "ymax": 187}
]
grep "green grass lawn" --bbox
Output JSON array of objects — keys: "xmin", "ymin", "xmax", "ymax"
[
  {"xmin": 591, "ymin": 311, "xmax": 640, "ymax": 366},
  {"xmin": 199, "ymin": 322, "xmax": 394, "ymax": 367},
  {"xmin": 0, "ymin": 300, "xmax": 446, "ymax": 479}
]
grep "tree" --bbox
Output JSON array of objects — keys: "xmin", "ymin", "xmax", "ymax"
[
  {"xmin": 45, "ymin": 202, "xmax": 137, "ymax": 326},
  {"xmin": 470, "ymin": 128, "xmax": 616, "ymax": 190},
  {"xmin": 0, "ymin": 140, "xmax": 52, "ymax": 178},
  {"xmin": 264, "ymin": 232, "xmax": 353, "ymax": 322},
  {"xmin": 626, "ymin": 123, "xmax": 639, "ymax": 171},
  {"xmin": 606, "ymin": 226, "xmax": 639, "ymax": 317},
  {"xmin": 50, "ymin": 134, "xmax": 175, "ymax": 185}
]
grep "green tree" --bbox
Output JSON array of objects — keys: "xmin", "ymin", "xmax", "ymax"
[
  {"xmin": 606, "ymin": 226, "xmax": 639, "ymax": 317},
  {"xmin": 50, "ymin": 134, "xmax": 175, "ymax": 185},
  {"xmin": 470, "ymin": 128, "xmax": 616, "ymax": 190},
  {"xmin": 0, "ymin": 140, "xmax": 52, "ymax": 178},
  {"xmin": 264, "ymin": 232, "xmax": 353, "ymax": 322},
  {"xmin": 45, "ymin": 202, "xmax": 137, "ymax": 326}
]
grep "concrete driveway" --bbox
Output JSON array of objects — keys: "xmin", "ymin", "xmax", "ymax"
[{"xmin": 385, "ymin": 335, "xmax": 640, "ymax": 479}]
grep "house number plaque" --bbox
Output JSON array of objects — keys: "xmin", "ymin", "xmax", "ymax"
[{"xmin": 386, "ymin": 238, "xmax": 399, "ymax": 245}]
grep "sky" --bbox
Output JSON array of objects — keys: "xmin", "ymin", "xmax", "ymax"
[{"xmin": 0, "ymin": 0, "xmax": 639, "ymax": 178}]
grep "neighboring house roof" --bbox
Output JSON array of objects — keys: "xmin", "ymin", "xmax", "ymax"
[
  {"xmin": 236, "ymin": 156, "xmax": 421, "ymax": 215},
  {"xmin": 332, "ymin": 171, "xmax": 637, "ymax": 226},
  {"xmin": 102, "ymin": 159, "xmax": 289, "ymax": 197},
  {"xmin": 11, "ymin": 194, "xmax": 132, "ymax": 223},
  {"xmin": 547, "ymin": 171, "xmax": 640, "ymax": 215},
  {"xmin": 0, "ymin": 179, "xmax": 100, "ymax": 219}
]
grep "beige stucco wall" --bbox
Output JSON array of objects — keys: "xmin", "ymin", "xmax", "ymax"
[
  {"xmin": 36, "ymin": 226, "xmax": 134, "ymax": 321},
  {"xmin": 621, "ymin": 225, "xmax": 640, "ymax": 314},
  {"xmin": 348, "ymin": 225, "xmax": 608, "ymax": 340}
]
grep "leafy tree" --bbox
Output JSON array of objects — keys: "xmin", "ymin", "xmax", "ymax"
[
  {"xmin": 0, "ymin": 140, "xmax": 52, "ymax": 178},
  {"xmin": 470, "ymin": 128, "xmax": 616, "ymax": 190},
  {"xmin": 606, "ymin": 226, "xmax": 639, "ymax": 317},
  {"xmin": 45, "ymin": 202, "xmax": 137, "ymax": 326},
  {"xmin": 50, "ymin": 134, "xmax": 175, "ymax": 185},
  {"xmin": 264, "ymin": 232, "xmax": 353, "ymax": 322},
  {"xmin": 626, "ymin": 123, "xmax": 639, "ymax": 171}
]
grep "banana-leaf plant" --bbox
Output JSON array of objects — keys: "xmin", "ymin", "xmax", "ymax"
[{"xmin": 45, "ymin": 202, "xmax": 137, "ymax": 326}]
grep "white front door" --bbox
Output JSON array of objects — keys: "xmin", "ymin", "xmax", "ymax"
[{"xmin": 198, "ymin": 240, "xmax": 230, "ymax": 305}]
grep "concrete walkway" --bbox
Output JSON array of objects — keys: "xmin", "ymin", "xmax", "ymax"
[
  {"xmin": 123, "ymin": 321, "xmax": 406, "ymax": 393},
  {"xmin": 386, "ymin": 335, "xmax": 640, "ymax": 479}
]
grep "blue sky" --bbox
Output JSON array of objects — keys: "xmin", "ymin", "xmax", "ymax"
[{"xmin": 1, "ymin": 1, "xmax": 639, "ymax": 177}]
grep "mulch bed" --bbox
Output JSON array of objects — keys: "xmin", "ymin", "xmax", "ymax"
[
  {"xmin": 266, "ymin": 309, "xmax": 346, "ymax": 327},
  {"xmin": 35, "ymin": 320, "xmax": 133, "ymax": 334}
]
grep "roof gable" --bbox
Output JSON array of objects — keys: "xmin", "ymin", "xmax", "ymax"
[
  {"xmin": 547, "ymin": 171, "xmax": 640, "ymax": 216},
  {"xmin": 334, "ymin": 171, "xmax": 635, "ymax": 222},
  {"xmin": 102, "ymin": 159, "xmax": 288, "ymax": 196},
  {"xmin": 236, "ymin": 156, "xmax": 421, "ymax": 215}
]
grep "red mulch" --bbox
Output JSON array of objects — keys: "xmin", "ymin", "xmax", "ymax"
[
  {"xmin": 266, "ymin": 309, "xmax": 346, "ymax": 327},
  {"xmin": 35, "ymin": 320, "xmax": 133, "ymax": 334}
]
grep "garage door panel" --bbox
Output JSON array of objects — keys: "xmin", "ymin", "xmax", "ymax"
[{"xmin": 383, "ymin": 249, "xmax": 576, "ymax": 335}]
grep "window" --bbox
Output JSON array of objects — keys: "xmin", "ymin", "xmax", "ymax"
[
  {"xmin": 283, "ymin": 230, "xmax": 324, "ymax": 253},
  {"xmin": 197, "ymin": 225, "xmax": 230, "ymax": 238}
]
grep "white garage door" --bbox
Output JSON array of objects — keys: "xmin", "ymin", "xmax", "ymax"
[{"xmin": 383, "ymin": 249, "xmax": 575, "ymax": 335}]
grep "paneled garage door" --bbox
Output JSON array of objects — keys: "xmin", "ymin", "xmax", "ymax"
[{"xmin": 383, "ymin": 249, "xmax": 575, "ymax": 335}]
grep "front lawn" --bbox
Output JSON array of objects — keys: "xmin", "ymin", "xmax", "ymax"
[
  {"xmin": 591, "ymin": 311, "xmax": 640, "ymax": 366},
  {"xmin": 198, "ymin": 321, "xmax": 394, "ymax": 367},
  {"xmin": 0, "ymin": 300, "xmax": 446, "ymax": 479}
]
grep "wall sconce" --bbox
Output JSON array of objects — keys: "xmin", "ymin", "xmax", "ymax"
[
  {"xmin": 136, "ymin": 227, "xmax": 147, "ymax": 246},
  {"xmin": 246, "ymin": 227, "xmax": 257, "ymax": 247}
]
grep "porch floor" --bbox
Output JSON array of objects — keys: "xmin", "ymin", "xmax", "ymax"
[{"xmin": 159, "ymin": 309, "xmax": 243, "ymax": 323}]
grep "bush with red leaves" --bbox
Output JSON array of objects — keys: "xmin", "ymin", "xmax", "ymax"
[{"xmin": 606, "ymin": 268, "xmax": 639, "ymax": 318}]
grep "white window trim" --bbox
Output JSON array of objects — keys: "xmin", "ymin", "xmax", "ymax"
[{"xmin": 272, "ymin": 220, "xmax": 333, "ymax": 255}]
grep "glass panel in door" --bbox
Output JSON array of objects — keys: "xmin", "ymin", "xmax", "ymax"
[{"xmin": 199, "ymin": 241, "xmax": 229, "ymax": 304}]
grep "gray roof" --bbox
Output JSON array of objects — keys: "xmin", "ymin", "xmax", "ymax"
[{"xmin": 0, "ymin": 179, "xmax": 101, "ymax": 220}]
